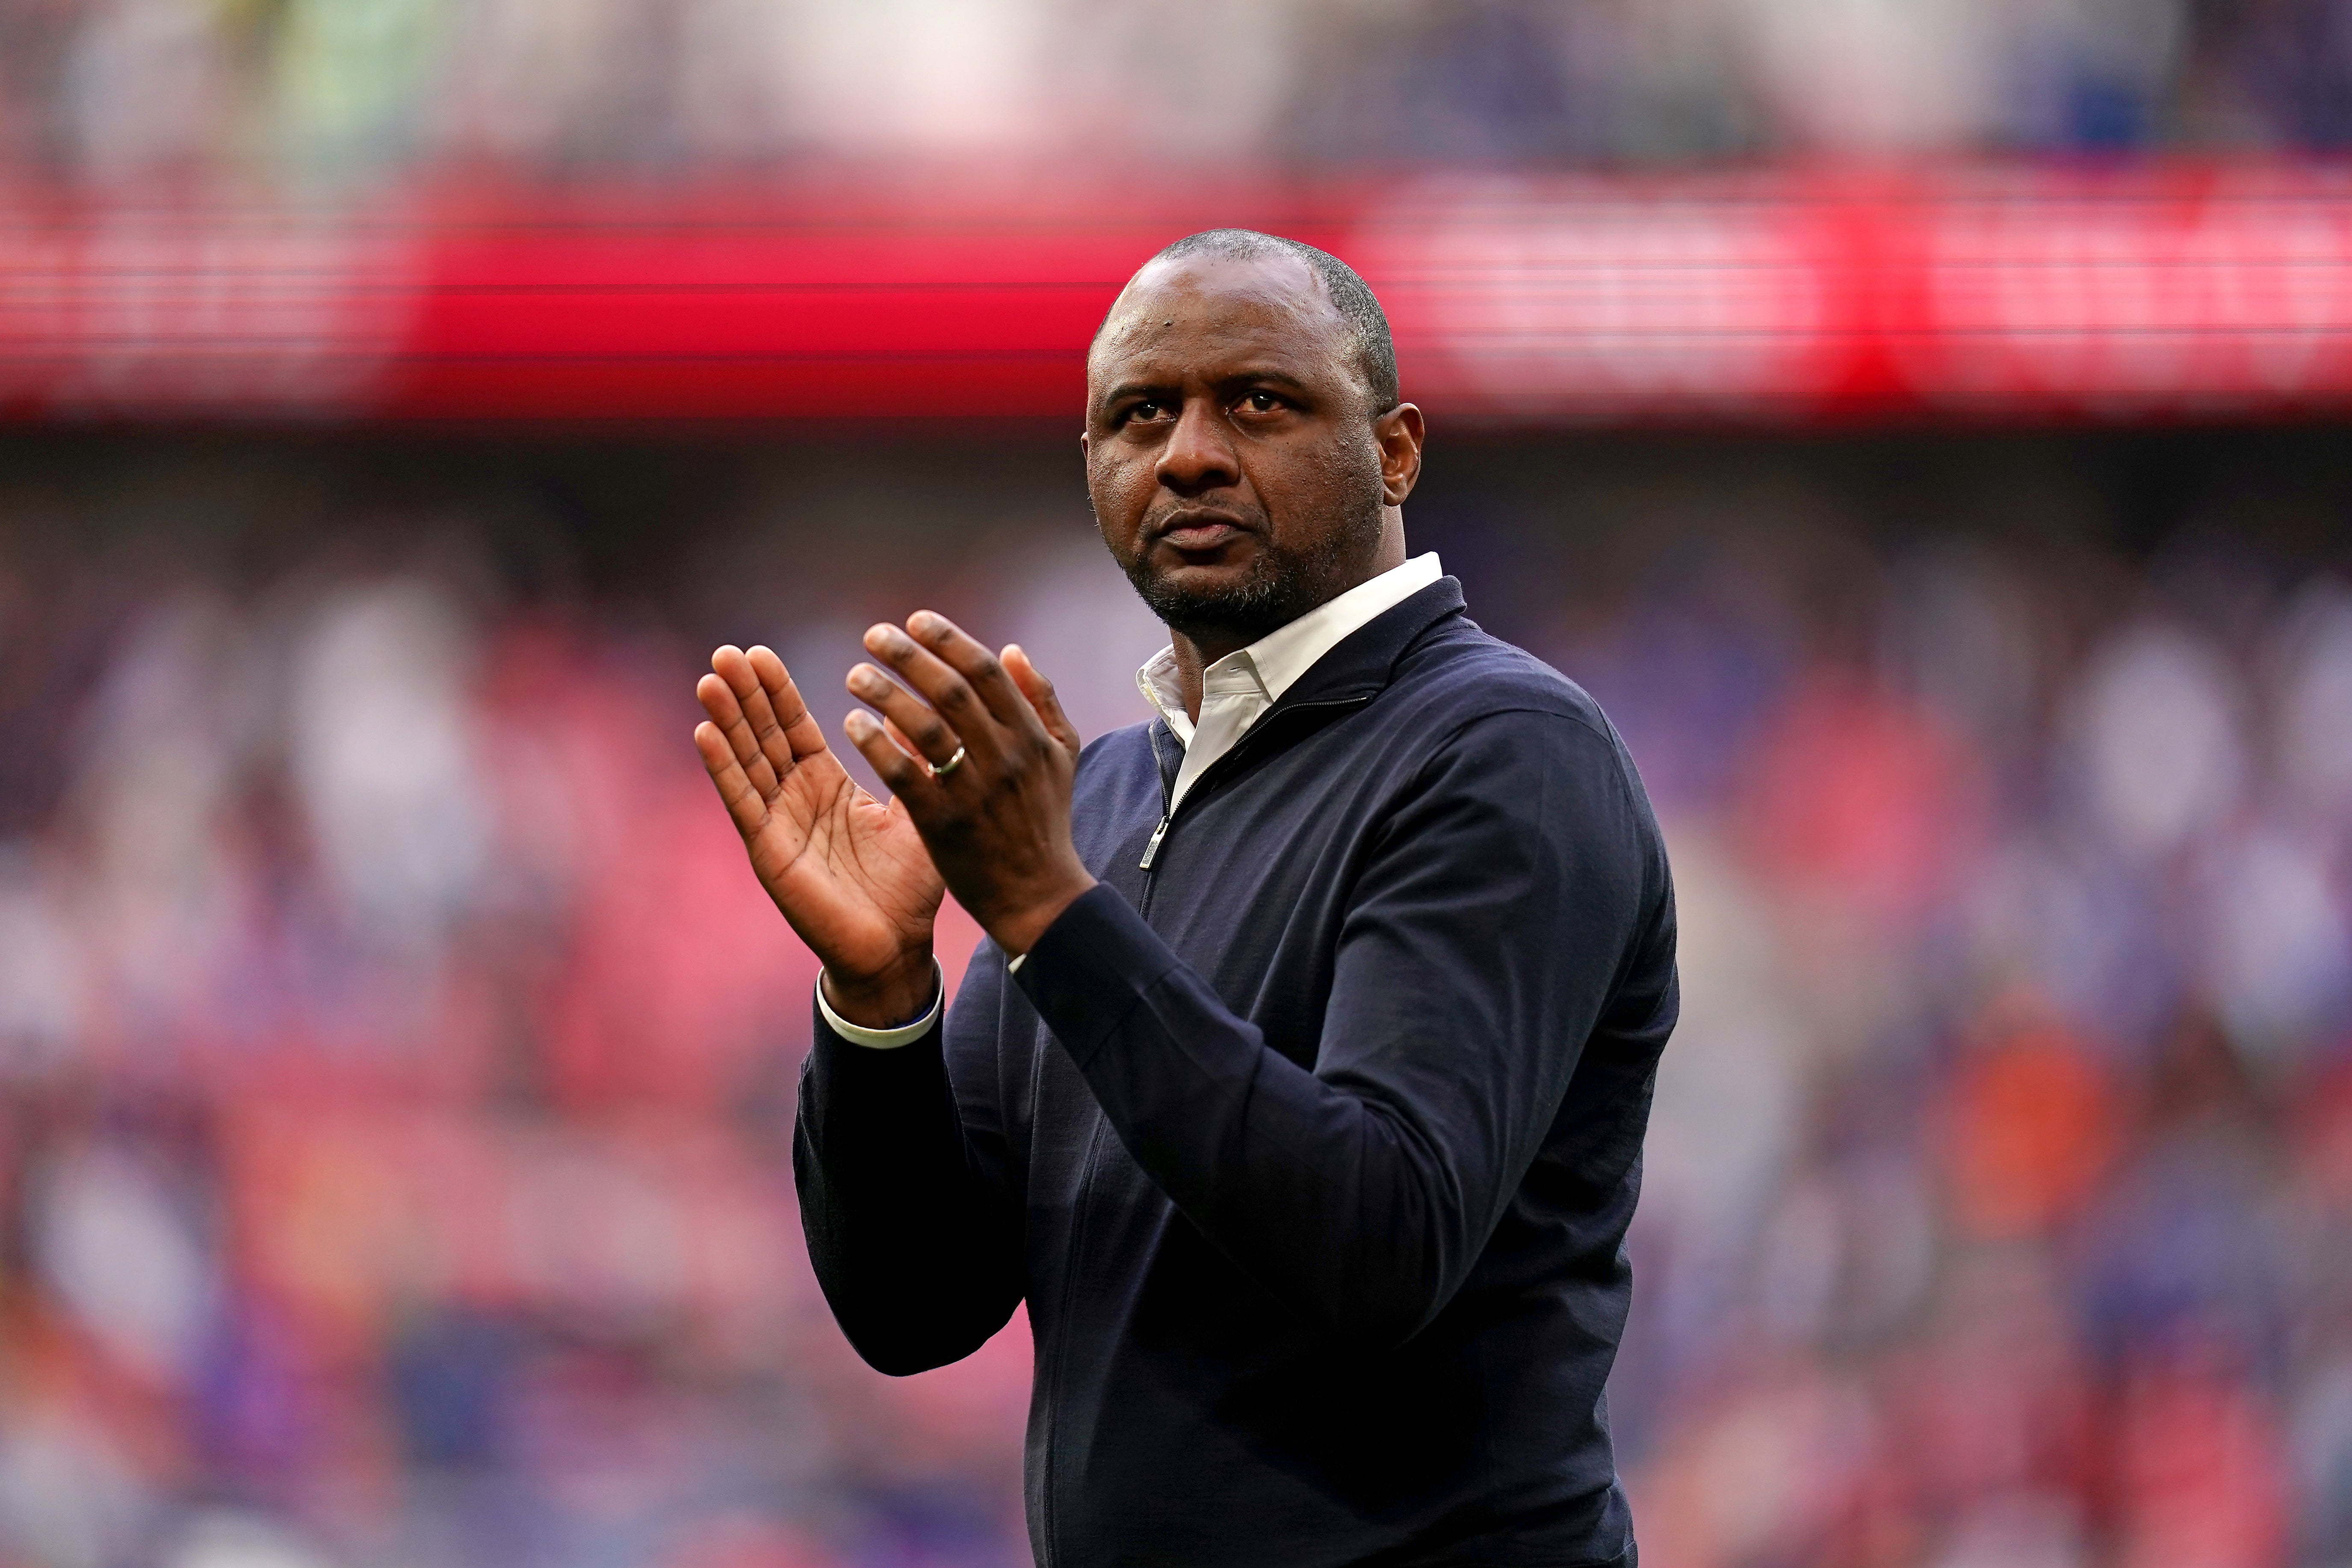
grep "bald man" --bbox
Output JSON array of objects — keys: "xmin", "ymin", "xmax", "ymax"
[{"xmin": 694, "ymin": 231, "xmax": 1677, "ymax": 1568}]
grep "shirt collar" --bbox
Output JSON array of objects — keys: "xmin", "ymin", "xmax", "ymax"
[{"xmin": 1135, "ymin": 552, "xmax": 1444, "ymax": 742}]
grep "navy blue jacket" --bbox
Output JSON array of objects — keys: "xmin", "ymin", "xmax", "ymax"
[{"xmin": 795, "ymin": 579, "xmax": 1678, "ymax": 1567}]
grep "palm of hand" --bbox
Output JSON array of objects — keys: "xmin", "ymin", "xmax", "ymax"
[
  {"xmin": 748, "ymin": 747, "xmax": 943, "ymax": 976},
  {"xmin": 695, "ymin": 645, "xmax": 944, "ymax": 982}
]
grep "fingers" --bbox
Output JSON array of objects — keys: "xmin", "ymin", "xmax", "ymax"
[
  {"xmin": 844, "ymin": 709, "xmax": 942, "ymax": 806},
  {"xmin": 1003, "ymin": 644, "xmax": 1081, "ymax": 758},
  {"xmin": 693, "ymin": 719, "xmax": 771, "ymax": 839},
  {"xmin": 881, "ymin": 716, "xmax": 931, "ymax": 768},
  {"xmin": 745, "ymin": 646, "xmax": 830, "ymax": 763},
  {"xmin": 847, "ymin": 661, "xmax": 963, "ymax": 768},
  {"xmin": 847, "ymin": 614, "xmax": 1063, "ymax": 788},
  {"xmin": 904, "ymin": 611, "xmax": 1037, "ymax": 732},
  {"xmin": 860, "ymin": 613, "xmax": 1041, "ymax": 760},
  {"xmin": 711, "ymin": 645, "xmax": 813, "ymax": 786},
  {"xmin": 697, "ymin": 660, "xmax": 779, "ymax": 797}
]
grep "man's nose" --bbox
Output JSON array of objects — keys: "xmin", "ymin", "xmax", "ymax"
[{"xmin": 1154, "ymin": 397, "xmax": 1240, "ymax": 496}]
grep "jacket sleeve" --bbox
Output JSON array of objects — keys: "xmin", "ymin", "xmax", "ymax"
[
  {"xmin": 792, "ymin": 942, "xmax": 1025, "ymax": 1375},
  {"xmin": 1012, "ymin": 709, "xmax": 1669, "ymax": 1351}
]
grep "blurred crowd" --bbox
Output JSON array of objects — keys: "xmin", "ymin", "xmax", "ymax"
[
  {"xmin": 6, "ymin": 0, "xmax": 2352, "ymax": 183},
  {"xmin": 0, "ymin": 425, "xmax": 2348, "ymax": 1568},
  {"xmin": 1572, "ymin": 518, "xmax": 2352, "ymax": 1568}
]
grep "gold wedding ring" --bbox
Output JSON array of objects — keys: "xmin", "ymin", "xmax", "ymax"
[{"xmin": 932, "ymin": 745, "xmax": 967, "ymax": 780}]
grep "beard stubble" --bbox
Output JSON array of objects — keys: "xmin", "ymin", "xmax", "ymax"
[{"xmin": 1102, "ymin": 453, "xmax": 1389, "ymax": 650}]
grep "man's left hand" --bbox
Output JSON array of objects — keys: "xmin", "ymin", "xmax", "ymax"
[{"xmin": 842, "ymin": 611, "xmax": 1099, "ymax": 957}]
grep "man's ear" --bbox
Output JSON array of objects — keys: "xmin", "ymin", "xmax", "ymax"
[{"xmin": 1375, "ymin": 403, "xmax": 1425, "ymax": 508}]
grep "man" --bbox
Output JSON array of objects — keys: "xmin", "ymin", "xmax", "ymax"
[{"xmin": 691, "ymin": 230, "xmax": 1677, "ymax": 1568}]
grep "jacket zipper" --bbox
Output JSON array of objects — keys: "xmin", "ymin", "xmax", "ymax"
[
  {"xmin": 1135, "ymin": 694, "xmax": 1373, "ymax": 883},
  {"xmin": 1049, "ymin": 719, "xmax": 1185, "ymax": 1555},
  {"xmin": 1047, "ymin": 692, "xmax": 1368, "ymax": 1547},
  {"xmin": 1137, "ymin": 721, "xmax": 1182, "ymax": 880}
]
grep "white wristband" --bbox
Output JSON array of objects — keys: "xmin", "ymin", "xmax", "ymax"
[{"xmin": 816, "ymin": 962, "xmax": 944, "ymax": 1049}]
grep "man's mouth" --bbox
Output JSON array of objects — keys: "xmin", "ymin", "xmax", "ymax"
[{"xmin": 1150, "ymin": 512, "xmax": 1255, "ymax": 554}]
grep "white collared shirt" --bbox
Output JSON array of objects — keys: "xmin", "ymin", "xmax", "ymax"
[
  {"xmin": 1136, "ymin": 552, "xmax": 1443, "ymax": 815},
  {"xmin": 822, "ymin": 552, "xmax": 1444, "ymax": 1047}
]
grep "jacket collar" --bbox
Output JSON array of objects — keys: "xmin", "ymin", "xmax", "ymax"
[
  {"xmin": 1135, "ymin": 554, "xmax": 1444, "ymax": 742},
  {"xmin": 1144, "ymin": 576, "xmax": 1467, "ymax": 797},
  {"xmin": 1257, "ymin": 575, "xmax": 1467, "ymax": 712}
]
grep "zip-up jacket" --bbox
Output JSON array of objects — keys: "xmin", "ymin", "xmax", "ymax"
[{"xmin": 794, "ymin": 579, "xmax": 1679, "ymax": 1567}]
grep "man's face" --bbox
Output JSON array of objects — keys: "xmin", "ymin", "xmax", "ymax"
[{"xmin": 1082, "ymin": 252, "xmax": 1417, "ymax": 647}]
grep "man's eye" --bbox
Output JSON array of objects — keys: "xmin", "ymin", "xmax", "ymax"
[
  {"xmin": 1129, "ymin": 400, "xmax": 1170, "ymax": 422},
  {"xmin": 1238, "ymin": 391, "xmax": 1282, "ymax": 413}
]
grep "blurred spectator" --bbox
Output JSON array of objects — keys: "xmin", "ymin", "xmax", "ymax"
[
  {"xmin": 1941, "ymin": 1008, "xmax": 2117, "ymax": 1240},
  {"xmin": 13, "ymin": 0, "xmax": 2352, "ymax": 188}
]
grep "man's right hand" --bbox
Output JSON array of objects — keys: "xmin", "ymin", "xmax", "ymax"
[{"xmin": 694, "ymin": 644, "xmax": 946, "ymax": 1028}]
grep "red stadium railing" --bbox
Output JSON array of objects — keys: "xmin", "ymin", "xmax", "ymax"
[{"xmin": 5, "ymin": 164, "xmax": 2352, "ymax": 424}]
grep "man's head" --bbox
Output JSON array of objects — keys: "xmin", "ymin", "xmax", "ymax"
[{"xmin": 1083, "ymin": 231, "xmax": 1424, "ymax": 658}]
